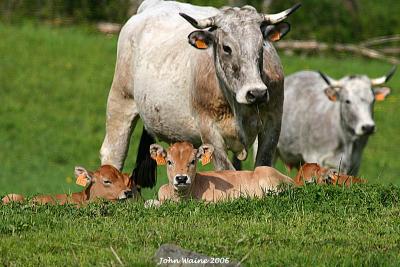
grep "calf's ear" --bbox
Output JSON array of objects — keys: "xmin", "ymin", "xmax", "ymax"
[
  {"xmin": 373, "ymin": 87, "xmax": 391, "ymax": 101},
  {"xmin": 262, "ymin": 22, "xmax": 291, "ymax": 42},
  {"xmin": 188, "ymin": 30, "xmax": 214, "ymax": 49},
  {"xmin": 196, "ymin": 144, "xmax": 214, "ymax": 166},
  {"xmin": 74, "ymin": 166, "xmax": 93, "ymax": 186},
  {"xmin": 149, "ymin": 144, "xmax": 167, "ymax": 165}
]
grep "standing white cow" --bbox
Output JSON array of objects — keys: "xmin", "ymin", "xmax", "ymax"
[
  {"xmin": 99, "ymin": 0, "xmax": 301, "ymax": 187},
  {"xmin": 277, "ymin": 67, "xmax": 396, "ymax": 175}
]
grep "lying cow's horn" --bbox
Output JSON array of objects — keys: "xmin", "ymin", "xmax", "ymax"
[
  {"xmin": 179, "ymin": 13, "xmax": 216, "ymax": 29},
  {"xmin": 262, "ymin": 3, "xmax": 301, "ymax": 24},
  {"xmin": 318, "ymin": 71, "xmax": 340, "ymax": 87},
  {"xmin": 371, "ymin": 65, "xmax": 397, "ymax": 86}
]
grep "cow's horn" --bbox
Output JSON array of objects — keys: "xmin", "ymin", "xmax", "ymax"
[
  {"xmin": 371, "ymin": 65, "xmax": 397, "ymax": 86},
  {"xmin": 262, "ymin": 3, "xmax": 301, "ymax": 24},
  {"xmin": 179, "ymin": 13, "xmax": 216, "ymax": 29},
  {"xmin": 318, "ymin": 71, "xmax": 340, "ymax": 87}
]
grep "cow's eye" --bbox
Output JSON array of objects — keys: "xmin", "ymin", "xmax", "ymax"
[
  {"xmin": 167, "ymin": 160, "xmax": 173, "ymax": 166},
  {"xmin": 103, "ymin": 180, "xmax": 112, "ymax": 185},
  {"xmin": 345, "ymin": 100, "xmax": 351, "ymax": 104},
  {"xmin": 190, "ymin": 159, "xmax": 196, "ymax": 165},
  {"xmin": 222, "ymin": 45, "xmax": 232, "ymax": 55}
]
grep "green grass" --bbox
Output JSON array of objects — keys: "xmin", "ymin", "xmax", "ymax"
[
  {"xmin": 2, "ymin": 185, "xmax": 400, "ymax": 266},
  {"xmin": 1, "ymin": 23, "xmax": 400, "ymax": 265}
]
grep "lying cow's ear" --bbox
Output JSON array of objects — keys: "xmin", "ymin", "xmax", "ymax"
[
  {"xmin": 74, "ymin": 166, "xmax": 93, "ymax": 187},
  {"xmin": 196, "ymin": 144, "xmax": 214, "ymax": 166},
  {"xmin": 324, "ymin": 87, "xmax": 339, "ymax": 102},
  {"xmin": 149, "ymin": 144, "xmax": 167, "ymax": 165},
  {"xmin": 262, "ymin": 22, "xmax": 291, "ymax": 42},
  {"xmin": 188, "ymin": 30, "xmax": 214, "ymax": 49},
  {"xmin": 373, "ymin": 87, "xmax": 391, "ymax": 101}
]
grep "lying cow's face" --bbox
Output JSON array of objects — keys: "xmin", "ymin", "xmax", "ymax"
[
  {"xmin": 180, "ymin": 4, "xmax": 300, "ymax": 105},
  {"xmin": 319, "ymin": 67, "xmax": 395, "ymax": 137},
  {"xmin": 150, "ymin": 142, "xmax": 214, "ymax": 193},
  {"xmin": 74, "ymin": 165, "xmax": 134, "ymax": 201}
]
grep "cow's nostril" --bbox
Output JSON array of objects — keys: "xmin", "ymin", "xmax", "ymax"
[
  {"xmin": 361, "ymin": 124, "xmax": 375, "ymax": 135},
  {"xmin": 246, "ymin": 90, "xmax": 268, "ymax": 104}
]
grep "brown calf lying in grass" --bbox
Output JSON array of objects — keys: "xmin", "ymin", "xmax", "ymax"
[
  {"xmin": 294, "ymin": 163, "xmax": 367, "ymax": 187},
  {"xmin": 148, "ymin": 142, "xmax": 294, "ymax": 204},
  {"xmin": 2, "ymin": 165, "xmax": 135, "ymax": 205}
]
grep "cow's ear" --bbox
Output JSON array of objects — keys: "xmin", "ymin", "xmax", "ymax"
[
  {"xmin": 188, "ymin": 30, "xmax": 214, "ymax": 49},
  {"xmin": 373, "ymin": 87, "xmax": 391, "ymax": 101},
  {"xmin": 324, "ymin": 87, "xmax": 339, "ymax": 102},
  {"xmin": 74, "ymin": 166, "xmax": 93, "ymax": 186},
  {"xmin": 150, "ymin": 144, "xmax": 167, "ymax": 165},
  {"xmin": 196, "ymin": 144, "xmax": 214, "ymax": 166},
  {"xmin": 262, "ymin": 22, "xmax": 291, "ymax": 42}
]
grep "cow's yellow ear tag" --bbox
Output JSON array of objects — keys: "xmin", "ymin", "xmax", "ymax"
[
  {"xmin": 155, "ymin": 155, "xmax": 166, "ymax": 165},
  {"xmin": 201, "ymin": 153, "xmax": 212, "ymax": 166},
  {"xmin": 268, "ymin": 31, "xmax": 281, "ymax": 42},
  {"xmin": 195, "ymin": 39, "xmax": 208, "ymax": 49},
  {"xmin": 375, "ymin": 93, "xmax": 386, "ymax": 101},
  {"xmin": 76, "ymin": 174, "xmax": 87, "ymax": 187}
]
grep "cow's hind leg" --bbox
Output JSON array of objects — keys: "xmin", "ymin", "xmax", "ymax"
[
  {"xmin": 100, "ymin": 35, "xmax": 138, "ymax": 170},
  {"xmin": 100, "ymin": 87, "xmax": 139, "ymax": 170}
]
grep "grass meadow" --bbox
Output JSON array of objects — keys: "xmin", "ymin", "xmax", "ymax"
[{"xmin": 1, "ymin": 23, "xmax": 400, "ymax": 266}]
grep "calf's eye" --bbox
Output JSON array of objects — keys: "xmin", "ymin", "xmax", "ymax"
[
  {"xmin": 345, "ymin": 100, "xmax": 351, "ymax": 104},
  {"xmin": 103, "ymin": 180, "xmax": 112, "ymax": 185},
  {"xmin": 167, "ymin": 160, "xmax": 173, "ymax": 166}
]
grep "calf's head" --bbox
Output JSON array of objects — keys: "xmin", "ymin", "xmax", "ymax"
[
  {"xmin": 180, "ymin": 4, "xmax": 300, "ymax": 105},
  {"xmin": 75, "ymin": 165, "xmax": 135, "ymax": 201},
  {"xmin": 319, "ymin": 66, "xmax": 396, "ymax": 136},
  {"xmin": 150, "ymin": 142, "xmax": 214, "ymax": 193}
]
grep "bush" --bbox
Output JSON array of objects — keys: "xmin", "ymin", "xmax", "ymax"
[{"xmin": 1, "ymin": 0, "xmax": 399, "ymax": 43}]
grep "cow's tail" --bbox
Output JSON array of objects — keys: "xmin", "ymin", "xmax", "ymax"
[{"xmin": 131, "ymin": 127, "xmax": 157, "ymax": 190}]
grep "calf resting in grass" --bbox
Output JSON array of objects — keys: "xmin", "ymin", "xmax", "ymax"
[
  {"xmin": 2, "ymin": 165, "xmax": 135, "ymax": 205},
  {"xmin": 294, "ymin": 163, "xmax": 367, "ymax": 187},
  {"xmin": 149, "ymin": 142, "xmax": 294, "ymax": 204}
]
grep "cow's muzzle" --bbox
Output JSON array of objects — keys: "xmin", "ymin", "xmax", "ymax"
[{"xmin": 246, "ymin": 89, "xmax": 269, "ymax": 104}]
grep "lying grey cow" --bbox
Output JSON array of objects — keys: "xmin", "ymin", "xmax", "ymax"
[
  {"xmin": 100, "ymin": 0, "xmax": 301, "ymax": 181},
  {"xmin": 277, "ymin": 67, "xmax": 396, "ymax": 175}
]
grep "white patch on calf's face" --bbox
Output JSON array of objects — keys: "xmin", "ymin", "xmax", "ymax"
[{"xmin": 173, "ymin": 174, "xmax": 192, "ymax": 191}]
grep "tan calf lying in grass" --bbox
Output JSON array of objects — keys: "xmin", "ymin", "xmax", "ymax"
[
  {"xmin": 294, "ymin": 163, "xmax": 367, "ymax": 187},
  {"xmin": 149, "ymin": 142, "xmax": 294, "ymax": 204},
  {"xmin": 2, "ymin": 165, "xmax": 135, "ymax": 205}
]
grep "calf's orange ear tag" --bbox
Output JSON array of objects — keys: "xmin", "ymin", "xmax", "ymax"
[
  {"xmin": 155, "ymin": 154, "xmax": 166, "ymax": 166},
  {"xmin": 201, "ymin": 152, "xmax": 212, "ymax": 166},
  {"xmin": 76, "ymin": 174, "xmax": 87, "ymax": 187}
]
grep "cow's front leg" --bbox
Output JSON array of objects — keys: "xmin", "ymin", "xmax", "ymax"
[
  {"xmin": 255, "ymin": 113, "xmax": 282, "ymax": 167},
  {"xmin": 198, "ymin": 118, "xmax": 234, "ymax": 170},
  {"xmin": 100, "ymin": 85, "xmax": 139, "ymax": 170},
  {"xmin": 322, "ymin": 150, "xmax": 352, "ymax": 174}
]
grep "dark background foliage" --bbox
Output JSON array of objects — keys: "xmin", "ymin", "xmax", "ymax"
[{"xmin": 1, "ymin": 0, "xmax": 399, "ymax": 43}]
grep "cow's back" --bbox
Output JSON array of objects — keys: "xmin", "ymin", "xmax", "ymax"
[
  {"xmin": 121, "ymin": 0, "xmax": 219, "ymax": 143},
  {"xmin": 278, "ymin": 71, "xmax": 341, "ymax": 166}
]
